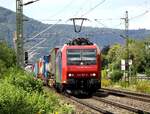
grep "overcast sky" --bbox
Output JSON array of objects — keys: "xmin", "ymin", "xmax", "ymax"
[{"xmin": 0, "ymin": 0, "xmax": 150, "ymax": 29}]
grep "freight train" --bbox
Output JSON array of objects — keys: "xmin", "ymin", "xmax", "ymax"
[{"xmin": 33, "ymin": 38, "xmax": 101, "ymax": 95}]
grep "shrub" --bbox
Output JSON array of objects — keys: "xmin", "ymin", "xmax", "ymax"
[
  {"xmin": 0, "ymin": 42, "xmax": 16, "ymax": 68},
  {"xmin": 0, "ymin": 68, "xmax": 74, "ymax": 114},
  {"xmin": 110, "ymin": 70, "xmax": 123, "ymax": 82},
  {"xmin": 102, "ymin": 79, "xmax": 111, "ymax": 87},
  {"xmin": 0, "ymin": 82, "xmax": 30, "ymax": 114},
  {"xmin": 102, "ymin": 70, "xmax": 107, "ymax": 78},
  {"xmin": 4, "ymin": 67, "xmax": 43, "ymax": 93},
  {"xmin": 0, "ymin": 82, "xmax": 62, "ymax": 114},
  {"xmin": 0, "ymin": 59, "xmax": 6, "ymax": 78},
  {"xmin": 145, "ymin": 68, "xmax": 150, "ymax": 77},
  {"xmin": 135, "ymin": 81, "xmax": 150, "ymax": 93}
]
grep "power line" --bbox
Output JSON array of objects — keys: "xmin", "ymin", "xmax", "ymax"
[
  {"xmin": 73, "ymin": 0, "xmax": 90, "ymax": 17},
  {"xmin": 94, "ymin": 18, "xmax": 120, "ymax": 21},
  {"xmin": 28, "ymin": 38, "xmax": 46, "ymax": 52},
  {"xmin": 47, "ymin": 0, "xmax": 75, "ymax": 18},
  {"xmin": 129, "ymin": 10, "xmax": 149, "ymax": 20},
  {"xmin": 38, "ymin": 19, "xmax": 62, "ymax": 21},
  {"xmin": 94, "ymin": 19, "xmax": 125, "ymax": 39},
  {"xmin": 26, "ymin": 19, "xmax": 61, "ymax": 41},
  {"xmin": 94, "ymin": 19, "xmax": 123, "ymax": 29},
  {"xmin": 80, "ymin": 0, "xmax": 106, "ymax": 17}
]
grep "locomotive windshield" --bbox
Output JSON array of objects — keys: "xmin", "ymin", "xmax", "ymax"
[{"xmin": 67, "ymin": 49, "xmax": 96, "ymax": 65}]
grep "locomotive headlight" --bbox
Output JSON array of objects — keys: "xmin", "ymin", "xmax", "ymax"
[
  {"xmin": 93, "ymin": 73, "xmax": 96, "ymax": 76},
  {"xmin": 68, "ymin": 73, "xmax": 72, "ymax": 77},
  {"xmin": 68, "ymin": 73, "xmax": 74, "ymax": 77},
  {"xmin": 90, "ymin": 73, "xmax": 96, "ymax": 76}
]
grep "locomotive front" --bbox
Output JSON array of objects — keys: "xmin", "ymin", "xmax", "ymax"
[{"xmin": 61, "ymin": 44, "xmax": 101, "ymax": 95}]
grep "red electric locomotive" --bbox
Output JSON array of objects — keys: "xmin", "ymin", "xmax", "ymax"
[{"xmin": 49, "ymin": 38, "xmax": 101, "ymax": 95}]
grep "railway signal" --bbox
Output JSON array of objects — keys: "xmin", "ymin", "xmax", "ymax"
[{"xmin": 24, "ymin": 51, "xmax": 28, "ymax": 65}]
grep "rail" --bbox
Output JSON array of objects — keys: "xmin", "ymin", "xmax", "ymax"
[
  {"xmin": 93, "ymin": 96, "xmax": 150, "ymax": 114},
  {"xmin": 68, "ymin": 95, "xmax": 113, "ymax": 114},
  {"xmin": 99, "ymin": 88, "xmax": 150, "ymax": 103}
]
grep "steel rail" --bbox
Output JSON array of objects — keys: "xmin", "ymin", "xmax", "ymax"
[
  {"xmin": 93, "ymin": 96, "xmax": 150, "ymax": 114},
  {"xmin": 68, "ymin": 96, "xmax": 113, "ymax": 114},
  {"xmin": 99, "ymin": 88, "xmax": 150, "ymax": 103}
]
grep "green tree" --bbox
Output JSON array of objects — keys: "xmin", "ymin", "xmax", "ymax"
[
  {"xmin": 107, "ymin": 44, "xmax": 123, "ymax": 63},
  {"xmin": 144, "ymin": 38, "xmax": 150, "ymax": 76},
  {"xmin": 101, "ymin": 45, "xmax": 110, "ymax": 69},
  {"xmin": 128, "ymin": 40, "xmax": 145, "ymax": 72},
  {"xmin": 0, "ymin": 42, "xmax": 16, "ymax": 68},
  {"xmin": 0, "ymin": 41, "xmax": 16, "ymax": 78}
]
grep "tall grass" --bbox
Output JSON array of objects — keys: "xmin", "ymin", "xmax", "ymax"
[{"xmin": 135, "ymin": 80, "xmax": 150, "ymax": 94}]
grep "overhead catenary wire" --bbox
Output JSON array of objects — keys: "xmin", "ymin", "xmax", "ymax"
[
  {"xmin": 94, "ymin": 19, "xmax": 125, "ymax": 37},
  {"xmin": 129, "ymin": 10, "xmax": 149, "ymax": 20},
  {"xmin": 73, "ymin": 0, "xmax": 91, "ymax": 17},
  {"xmin": 47, "ymin": 0, "xmax": 75, "ymax": 18},
  {"xmin": 93, "ymin": 16, "xmax": 120, "ymax": 21},
  {"xmin": 80, "ymin": 0, "xmax": 106, "ymax": 17},
  {"xmin": 26, "ymin": 19, "xmax": 61, "ymax": 41},
  {"xmin": 28, "ymin": 38, "xmax": 46, "ymax": 52},
  {"xmin": 36, "ymin": 19, "xmax": 65, "ymax": 22},
  {"xmin": 26, "ymin": 19, "xmax": 62, "ymax": 59},
  {"xmin": 94, "ymin": 19, "xmax": 123, "ymax": 29}
]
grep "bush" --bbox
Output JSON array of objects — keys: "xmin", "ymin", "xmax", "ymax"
[
  {"xmin": 0, "ymin": 68, "xmax": 74, "ymax": 114},
  {"xmin": 4, "ymin": 67, "xmax": 43, "ymax": 93},
  {"xmin": 102, "ymin": 70, "xmax": 107, "ymax": 78},
  {"xmin": 102, "ymin": 79, "xmax": 111, "ymax": 87},
  {"xmin": 0, "ymin": 59, "xmax": 6, "ymax": 78},
  {"xmin": 110, "ymin": 70, "xmax": 123, "ymax": 82},
  {"xmin": 145, "ymin": 68, "xmax": 150, "ymax": 77},
  {"xmin": 0, "ymin": 82, "xmax": 30, "ymax": 114},
  {"xmin": 0, "ymin": 42, "xmax": 16, "ymax": 78},
  {"xmin": 0, "ymin": 82, "xmax": 60, "ymax": 114},
  {"xmin": 0, "ymin": 42, "xmax": 16, "ymax": 68}
]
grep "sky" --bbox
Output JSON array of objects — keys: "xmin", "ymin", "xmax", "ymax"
[{"xmin": 0, "ymin": 0, "xmax": 150, "ymax": 29}]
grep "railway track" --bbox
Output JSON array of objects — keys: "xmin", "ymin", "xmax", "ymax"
[
  {"xmin": 98, "ymin": 88, "xmax": 150, "ymax": 103},
  {"xmin": 45, "ymin": 87, "xmax": 150, "ymax": 114},
  {"xmin": 92, "ymin": 96, "xmax": 150, "ymax": 114},
  {"xmin": 69, "ymin": 94, "xmax": 149, "ymax": 114},
  {"xmin": 66, "ymin": 95, "xmax": 113, "ymax": 114},
  {"xmin": 45, "ymin": 87, "xmax": 113, "ymax": 114}
]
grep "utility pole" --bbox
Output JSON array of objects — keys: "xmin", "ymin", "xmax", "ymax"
[
  {"xmin": 16, "ymin": 0, "xmax": 24, "ymax": 68},
  {"xmin": 16, "ymin": 0, "xmax": 40, "ymax": 68},
  {"xmin": 121, "ymin": 11, "xmax": 129, "ymax": 85}
]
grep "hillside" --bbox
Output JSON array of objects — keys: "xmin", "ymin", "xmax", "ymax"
[{"xmin": 0, "ymin": 6, "xmax": 150, "ymax": 62}]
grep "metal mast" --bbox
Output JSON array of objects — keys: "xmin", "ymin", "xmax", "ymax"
[
  {"xmin": 121, "ymin": 11, "xmax": 129, "ymax": 85},
  {"xmin": 16, "ymin": 0, "xmax": 24, "ymax": 68}
]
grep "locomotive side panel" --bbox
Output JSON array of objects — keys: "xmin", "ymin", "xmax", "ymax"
[{"xmin": 61, "ymin": 45, "xmax": 68, "ymax": 84}]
